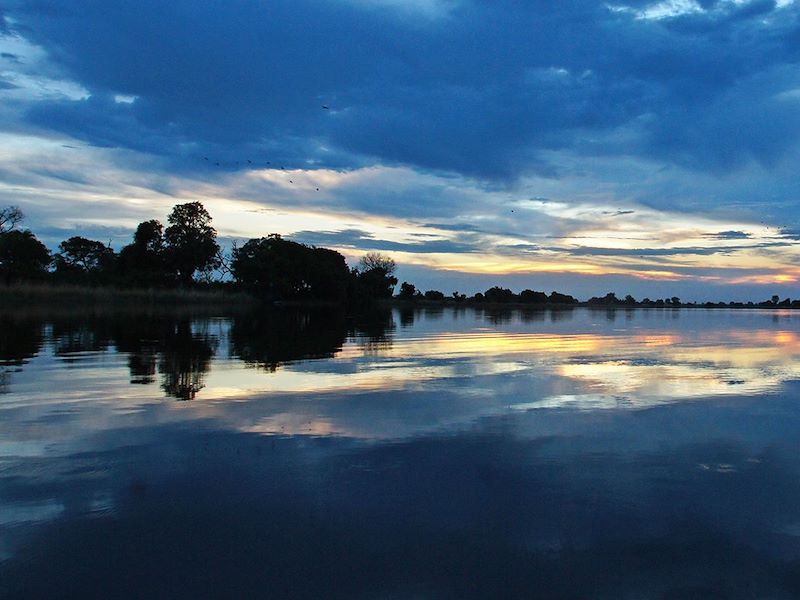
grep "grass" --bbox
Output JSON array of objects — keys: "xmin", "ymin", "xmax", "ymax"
[{"xmin": 0, "ymin": 282, "xmax": 256, "ymax": 314}]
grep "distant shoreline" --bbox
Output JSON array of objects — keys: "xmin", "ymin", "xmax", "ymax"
[
  {"xmin": 2, "ymin": 282, "xmax": 797, "ymax": 312},
  {"xmin": 390, "ymin": 299, "xmax": 800, "ymax": 310}
]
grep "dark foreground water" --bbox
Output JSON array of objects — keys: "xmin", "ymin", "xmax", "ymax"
[{"xmin": 2, "ymin": 306, "xmax": 800, "ymax": 598}]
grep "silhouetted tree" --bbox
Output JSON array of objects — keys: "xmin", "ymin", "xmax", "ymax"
[
  {"xmin": 0, "ymin": 229, "xmax": 51, "ymax": 283},
  {"xmin": 424, "ymin": 290, "xmax": 445, "ymax": 301},
  {"xmin": 0, "ymin": 206, "xmax": 24, "ymax": 234},
  {"xmin": 588, "ymin": 292, "xmax": 620, "ymax": 306},
  {"xmin": 484, "ymin": 287, "xmax": 516, "ymax": 303},
  {"xmin": 549, "ymin": 291, "xmax": 578, "ymax": 305},
  {"xmin": 118, "ymin": 220, "xmax": 169, "ymax": 287},
  {"xmin": 164, "ymin": 202, "xmax": 220, "ymax": 285},
  {"xmin": 359, "ymin": 252, "xmax": 396, "ymax": 274},
  {"xmin": 232, "ymin": 235, "xmax": 349, "ymax": 302},
  {"xmin": 398, "ymin": 281, "xmax": 417, "ymax": 300},
  {"xmin": 353, "ymin": 252, "xmax": 398, "ymax": 299},
  {"xmin": 54, "ymin": 236, "xmax": 116, "ymax": 283},
  {"xmin": 519, "ymin": 289, "xmax": 548, "ymax": 304}
]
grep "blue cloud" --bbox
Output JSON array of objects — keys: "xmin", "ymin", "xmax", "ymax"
[
  {"xmin": 291, "ymin": 227, "xmax": 482, "ymax": 254},
  {"xmin": 709, "ymin": 230, "xmax": 751, "ymax": 240},
  {"xmin": 4, "ymin": 0, "xmax": 799, "ymax": 183}
]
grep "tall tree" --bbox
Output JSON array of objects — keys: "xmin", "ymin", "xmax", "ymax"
[
  {"xmin": 0, "ymin": 206, "xmax": 51, "ymax": 283},
  {"xmin": 164, "ymin": 202, "xmax": 220, "ymax": 285},
  {"xmin": 355, "ymin": 252, "xmax": 398, "ymax": 299},
  {"xmin": 232, "ymin": 235, "xmax": 349, "ymax": 302},
  {"xmin": 398, "ymin": 281, "xmax": 417, "ymax": 300},
  {"xmin": 0, "ymin": 229, "xmax": 51, "ymax": 283},
  {"xmin": 54, "ymin": 236, "xmax": 116, "ymax": 283},
  {"xmin": 0, "ymin": 206, "xmax": 24, "ymax": 234},
  {"xmin": 359, "ymin": 252, "xmax": 396, "ymax": 275},
  {"xmin": 118, "ymin": 220, "xmax": 169, "ymax": 286}
]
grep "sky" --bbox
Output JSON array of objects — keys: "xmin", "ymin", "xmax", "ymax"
[{"xmin": 1, "ymin": 0, "xmax": 800, "ymax": 301}]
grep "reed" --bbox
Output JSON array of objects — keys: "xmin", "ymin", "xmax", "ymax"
[{"xmin": 0, "ymin": 282, "xmax": 256, "ymax": 311}]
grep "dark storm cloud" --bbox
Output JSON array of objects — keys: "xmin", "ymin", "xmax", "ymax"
[
  {"xmin": 4, "ymin": 0, "xmax": 800, "ymax": 181},
  {"xmin": 287, "ymin": 228, "xmax": 792, "ymax": 263},
  {"xmin": 708, "ymin": 230, "xmax": 751, "ymax": 240},
  {"xmin": 291, "ymin": 228, "xmax": 481, "ymax": 254}
]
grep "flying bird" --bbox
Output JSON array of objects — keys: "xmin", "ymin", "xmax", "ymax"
[{"xmin": 322, "ymin": 105, "xmax": 330, "ymax": 109}]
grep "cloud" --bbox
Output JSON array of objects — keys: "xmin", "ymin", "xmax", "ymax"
[
  {"xmin": 708, "ymin": 230, "xmax": 751, "ymax": 240},
  {"xmin": 291, "ymin": 227, "xmax": 481, "ymax": 254},
  {"xmin": 2, "ymin": 0, "xmax": 800, "ymax": 300},
  {"xmin": 2, "ymin": 0, "xmax": 799, "ymax": 183},
  {"xmin": 560, "ymin": 242, "xmax": 790, "ymax": 257},
  {"xmin": 779, "ymin": 227, "xmax": 800, "ymax": 240},
  {"xmin": 603, "ymin": 209, "xmax": 636, "ymax": 216}
]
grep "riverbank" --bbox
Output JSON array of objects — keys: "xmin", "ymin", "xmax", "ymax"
[
  {"xmin": 0, "ymin": 282, "xmax": 256, "ymax": 311},
  {"xmin": 2, "ymin": 282, "xmax": 795, "ymax": 313},
  {"xmin": 390, "ymin": 298, "xmax": 800, "ymax": 310}
]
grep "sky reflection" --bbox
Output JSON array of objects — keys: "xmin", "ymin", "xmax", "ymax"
[
  {"xmin": 2, "ymin": 308, "xmax": 800, "ymax": 448},
  {"xmin": 4, "ymin": 308, "xmax": 800, "ymax": 597}
]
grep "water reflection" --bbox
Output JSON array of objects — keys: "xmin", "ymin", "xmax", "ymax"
[
  {"xmin": 0, "ymin": 316, "xmax": 43, "ymax": 394},
  {"xmin": 2, "ymin": 308, "xmax": 800, "ymax": 410},
  {"xmin": 0, "ymin": 316, "xmax": 43, "ymax": 367},
  {"xmin": 159, "ymin": 320, "xmax": 218, "ymax": 400},
  {"xmin": 3, "ymin": 308, "xmax": 800, "ymax": 597},
  {"xmin": 232, "ymin": 310, "xmax": 343, "ymax": 371},
  {"xmin": 51, "ymin": 317, "xmax": 113, "ymax": 359}
]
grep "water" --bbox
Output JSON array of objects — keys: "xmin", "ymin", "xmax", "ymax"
[{"xmin": 2, "ymin": 306, "xmax": 800, "ymax": 598}]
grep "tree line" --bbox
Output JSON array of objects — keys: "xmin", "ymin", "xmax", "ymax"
[
  {"xmin": 395, "ymin": 283, "xmax": 579, "ymax": 305},
  {"xmin": 1, "ymin": 203, "xmax": 795, "ymax": 308},
  {"xmin": 0, "ymin": 203, "xmax": 398, "ymax": 304}
]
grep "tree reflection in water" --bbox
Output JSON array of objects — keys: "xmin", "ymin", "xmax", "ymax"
[
  {"xmin": 230, "ymin": 307, "xmax": 394, "ymax": 370},
  {"xmin": 113, "ymin": 315, "xmax": 169, "ymax": 385},
  {"xmin": 0, "ymin": 306, "xmax": 397, "ymax": 400},
  {"xmin": 158, "ymin": 319, "xmax": 217, "ymax": 400},
  {"xmin": 51, "ymin": 317, "xmax": 114, "ymax": 359},
  {"xmin": 0, "ymin": 315, "xmax": 43, "ymax": 393},
  {"xmin": 349, "ymin": 307, "xmax": 395, "ymax": 355}
]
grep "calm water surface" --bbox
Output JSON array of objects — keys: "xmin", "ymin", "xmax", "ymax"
[{"xmin": 2, "ymin": 307, "xmax": 800, "ymax": 598}]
